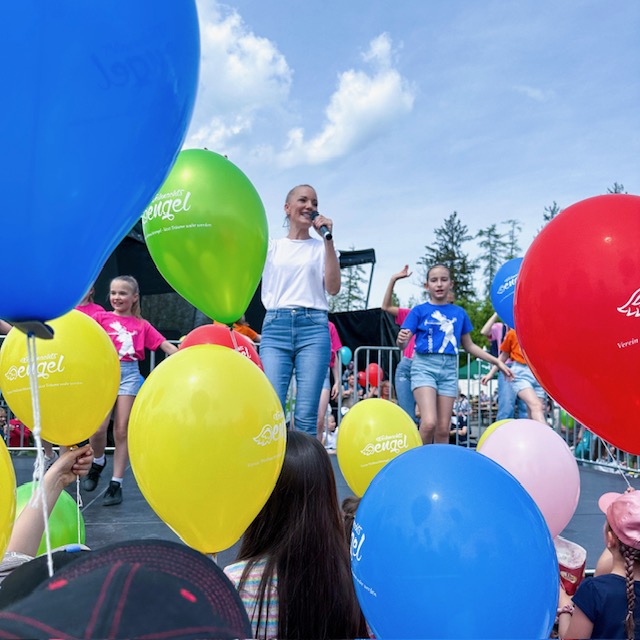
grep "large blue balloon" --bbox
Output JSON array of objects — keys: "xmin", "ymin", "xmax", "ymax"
[
  {"xmin": 490, "ymin": 257, "xmax": 523, "ymax": 329},
  {"xmin": 351, "ymin": 446, "xmax": 558, "ymax": 639},
  {"xmin": 1, "ymin": 3, "xmax": 200, "ymax": 323}
]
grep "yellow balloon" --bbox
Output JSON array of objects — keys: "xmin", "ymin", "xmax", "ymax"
[
  {"xmin": 337, "ymin": 399, "xmax": 422, "ymax": 497},
  {"xmin": 129, "ymin": 344, "xmax": 286, "ymax": 554},
  {"xmin": 476, "ymin": 419, "xmax": 512, "ymax": 451},
  {"xmin": 0, "ymin": 441, "xmax": 16, "ymax": 558},
  {"xmin": 0, "ymin": 310, "xmax": 119, "ymax": 446}
]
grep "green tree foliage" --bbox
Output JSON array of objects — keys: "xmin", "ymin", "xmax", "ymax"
[
  {"xmin": 502, "ymin": 219, "xmax": 522, "ymax": 259},
  {"xmin": 607, "ymin": 182, "xmax": 626, "ymax": 194},
  {"xmin": 329, "ymin": 246, "xmax": 367, "ymax": 312},
  {"xmin": 418, "ymin": 212, "xmax": 478, "ymax": 301},
  {"xmin": 476, "ymin": 224, "xmax": 507, "ymax": 297},
  {"xmin": 543, "ymin": 201, "xmax": 561, "ymax": 223}
]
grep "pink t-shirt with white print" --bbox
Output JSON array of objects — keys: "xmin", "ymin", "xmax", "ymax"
[
  {"xmin": 396, "ymin": 308, "xmax": 416, "ymax": 358},
  {"xmin": 75, "ymin": 302, "xmax": 105, "ymax": 319},
  {"xmin": 94, "ymin": 312, "xmax": 166, "ymax": 362}
]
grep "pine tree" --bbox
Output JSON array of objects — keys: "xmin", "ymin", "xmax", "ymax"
[
  {"xmin": 476, "ymin": 224, "xmax": 507, "ymax": 297},
  {"xmin": 502, "ymin": 219, "xmax": 522, "ymax": 259},
  {"xmin": 543, "ymin": 201, "xmax": 561, "ymax": 223},
  {"xmin": 418, "ymin": 212, "xmax": 478, "ymax": 301},
  {"xmin": 329, "ymin": 247, "xmax": 368, "ymax": 311},
  {"xmin": 607, "ymin": 182, "xmax": 626, "ymax": 194}
]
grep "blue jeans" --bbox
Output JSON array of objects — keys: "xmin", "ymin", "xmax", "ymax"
[
  {"xmin": 395, "ymin": 356, "xmax": 417, "ymax": 423},
  {"xmin": 496, "ymin": 367, "xmax": 528, "ymax": 420},
  {"xmin": 260, "ymin": 308, "xmax": 330, "ymax": 435}
]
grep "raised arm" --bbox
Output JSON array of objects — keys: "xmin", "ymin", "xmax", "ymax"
[
  {"xmin": 381, "ymin": 266, "xmax": 412, "ymax": 317},
  {"xmin": 479, "ymin": 312, "xmax": 499, "ymax": 337},
  {"xmin": 7, "ymin": 445, "xmax": 93, "ymax": 557},
  {"xmin": 312, "ymin": 213, "xmax": 340, "ymax": 296}
]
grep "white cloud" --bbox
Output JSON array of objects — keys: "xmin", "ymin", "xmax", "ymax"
[
  {"xmin": 185, "ymin": 1, "xmax": 292, "ymax": 149},
  {"xmin": 277, "ymin": 33, "xmax": 416, "ymax": 168},
  {"xmin": 512, "ymin": 84, "xmax": 555, "ymax": 102}
]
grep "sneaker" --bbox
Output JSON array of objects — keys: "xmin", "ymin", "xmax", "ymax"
[
  {"xmin": 81, "ymin": 460, "xmax": 106, "ymax": 492},
  {"xmin": 103, "ymin": 481, "xmax": 122, "ymax": 506}
]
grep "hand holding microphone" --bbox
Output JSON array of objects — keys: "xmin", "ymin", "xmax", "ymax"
[{"xmin": 310, "ymin": 211, "xmax": 333, "ymax": 241}]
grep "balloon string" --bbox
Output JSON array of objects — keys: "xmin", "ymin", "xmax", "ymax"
[
  {"xmin": 228, "ymin": 325, "xmax": 240, "ymax": 352},
  {"xmin": 601, "ymin": 439, "xmax": 633, "ymax": 490},
  {"xmin": 26, "ymin": 333, "xmax": 54, "ymax": 577},
  {"xmin": 76, "ymin": 475, "xmax": 83, "ymax": 544}
]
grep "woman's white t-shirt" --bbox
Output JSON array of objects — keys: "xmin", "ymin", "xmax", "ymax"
[{"xmin": 261, "ymin": 237, "xmax": 328, "ymax": 310}]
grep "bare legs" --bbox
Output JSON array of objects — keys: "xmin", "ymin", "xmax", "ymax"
[
  {"xmin": 88, "ymin": 394, "xmax": 135, "ymax": 478},
  {"xmin": 413, "ymin": 386, "xmax": 456, "ymax": 444}
]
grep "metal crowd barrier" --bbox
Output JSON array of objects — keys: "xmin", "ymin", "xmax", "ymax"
[{"xmin": 1, "ymin": 330, "xmax": 637, "ymax": 478}]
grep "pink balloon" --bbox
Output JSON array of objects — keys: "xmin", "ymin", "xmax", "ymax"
[{"xmin": 479, "ymin": 419, "xmax": 580, "ymax": 538}]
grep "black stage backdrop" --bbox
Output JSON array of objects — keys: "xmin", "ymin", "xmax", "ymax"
[{"xmin": 96, "ymin": 226, "xmax": 397, "ymax": 374}]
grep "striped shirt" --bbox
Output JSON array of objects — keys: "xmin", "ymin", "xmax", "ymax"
[{"xmin": 224, "ymin": 558, "xmax": 279, "ymax": 639}]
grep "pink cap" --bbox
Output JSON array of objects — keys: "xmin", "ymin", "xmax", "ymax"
[{"xmin": 598, "ymin": 491, "xmax": 640, "ymax": 549}]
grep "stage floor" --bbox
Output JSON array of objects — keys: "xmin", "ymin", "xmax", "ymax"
[{"xmin": 10, "ymin": 450, "xmax": 637, "ymax": 570}]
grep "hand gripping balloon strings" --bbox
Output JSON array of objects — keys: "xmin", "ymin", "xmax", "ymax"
[
  {"xmin": 26, "ymin": 332, "xmax": 55, "ymax": 577},
  {"xmin": 600, "ymin": 439, "xmax": 633, "ymax": 490}
]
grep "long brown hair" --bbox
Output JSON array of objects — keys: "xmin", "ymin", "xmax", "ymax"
[{"xmin": 237, "ymin": 432, "xmax": 367, "ymax": 639}]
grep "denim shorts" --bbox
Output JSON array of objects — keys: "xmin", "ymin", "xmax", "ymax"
[
  {"xmin": 322, "ymin": 368, "xmax": 331, "ymax": 391},
  {"xmin": 119, "ymin": 360, "xmax": 141, "ymax": 396},
  {"xmin": 510, "ymin": 361, "xmax": 546, "ymax": 399},
  {"xmin": 411, "ymin": 352, "xmax": 458, "ymax": 397}
]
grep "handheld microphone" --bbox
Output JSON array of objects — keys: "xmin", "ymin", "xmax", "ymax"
[{"xmin": 310, "ymin": 211, "xmax": 333, "ymax": 241}]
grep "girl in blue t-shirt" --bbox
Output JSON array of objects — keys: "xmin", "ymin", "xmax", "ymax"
[{"xmin": 397, "ymin": 264, "xmax": 513, "ymax": 445}]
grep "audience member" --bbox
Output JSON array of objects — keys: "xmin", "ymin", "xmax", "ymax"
[
  {"xmin": 224, "ymin": 432, "xmax": 367, "ymax": 639},
  {"xmin": 0, "ymin": 444, "xmax": 92, "ymax": 581},
  {"xmin": 558, "ymin": 491, "xmax": 640, "ymax": 639},
  {"xmin": 0, "ymin": 539, "xmax": 252, "ymax": 639}
]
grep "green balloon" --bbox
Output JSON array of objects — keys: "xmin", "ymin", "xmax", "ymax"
[
  {"xmin": 15, "ymin": 482, "xmax": 85, "ymax": 555},
  {"xmin": 142, "ymin": 149, "xmax": 268, "ymax": 324},
  {"xmin": 560, "ymin": 409, "xmax": 575, "ymax": 430}
]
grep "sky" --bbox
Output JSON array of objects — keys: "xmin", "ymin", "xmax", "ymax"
[{"xmin": 184, "ymin": 0, "xmax": 640, "ymax": 308}]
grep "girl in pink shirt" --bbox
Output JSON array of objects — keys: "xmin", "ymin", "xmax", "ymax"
[
  {"xmin": 74, "ymin": 285, "xmax": 105, "ymax": 319},
  {"xmin": 82, "ymin": 275, "xmax": 177, "ymax": 506}
]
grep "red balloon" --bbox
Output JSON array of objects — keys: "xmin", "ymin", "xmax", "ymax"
[
  {"xmin": 367, "ymin": 363, "xmax": 381, "ymax": 386},
  {"xmin": 357, "ymin": 371, "xmax": 367, "ymax": 388},
  {"xmin": 180, "ymin": 324, "xmax": 263, "ymax": 370},
  {"xmin": 515, "ymin": 194, "xmax": 640, "ymax": 453}
]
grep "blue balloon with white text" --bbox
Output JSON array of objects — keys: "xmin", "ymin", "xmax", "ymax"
[
  {"xmin": 0, "ymin": 2, "xmax": 200, "ymax": 323},
  {"xmin": 490, "ymin": 257, "xmax": 523, "ymax": 329},
  {"xmin": 351, "ymin": 445, "xmax": 558, "ymax": 639}
]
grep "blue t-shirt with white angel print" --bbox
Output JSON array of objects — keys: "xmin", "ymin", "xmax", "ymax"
[{"xmin": 401, "ymin": 303, "xmax": 472, "ymax": 355}]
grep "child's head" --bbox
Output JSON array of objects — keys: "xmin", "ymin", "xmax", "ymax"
[
  {"xmin": 240, "ymin": 432, "xmax": 343, "ymax": 557},
  {"xmin": 425, "ymin": 264, "xmax": 453, "ymax": 303},
  {"xmin": 328, "ymin": 413, "xmax": 337, "ymax": 432},
  {"xmin": 110, "ymin": 276, "xmax": 141, "ymax": 318},
  {"xmin": 599, "ymin": 491, "xmax": 640, "ymax": 639},
  {"xmin": 599, "ymin": 491, "xmax": 640, "ymax": 550},
  {"xmin": 80, "ymin": 285, "xmax": 96, "ymax": 305}
]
